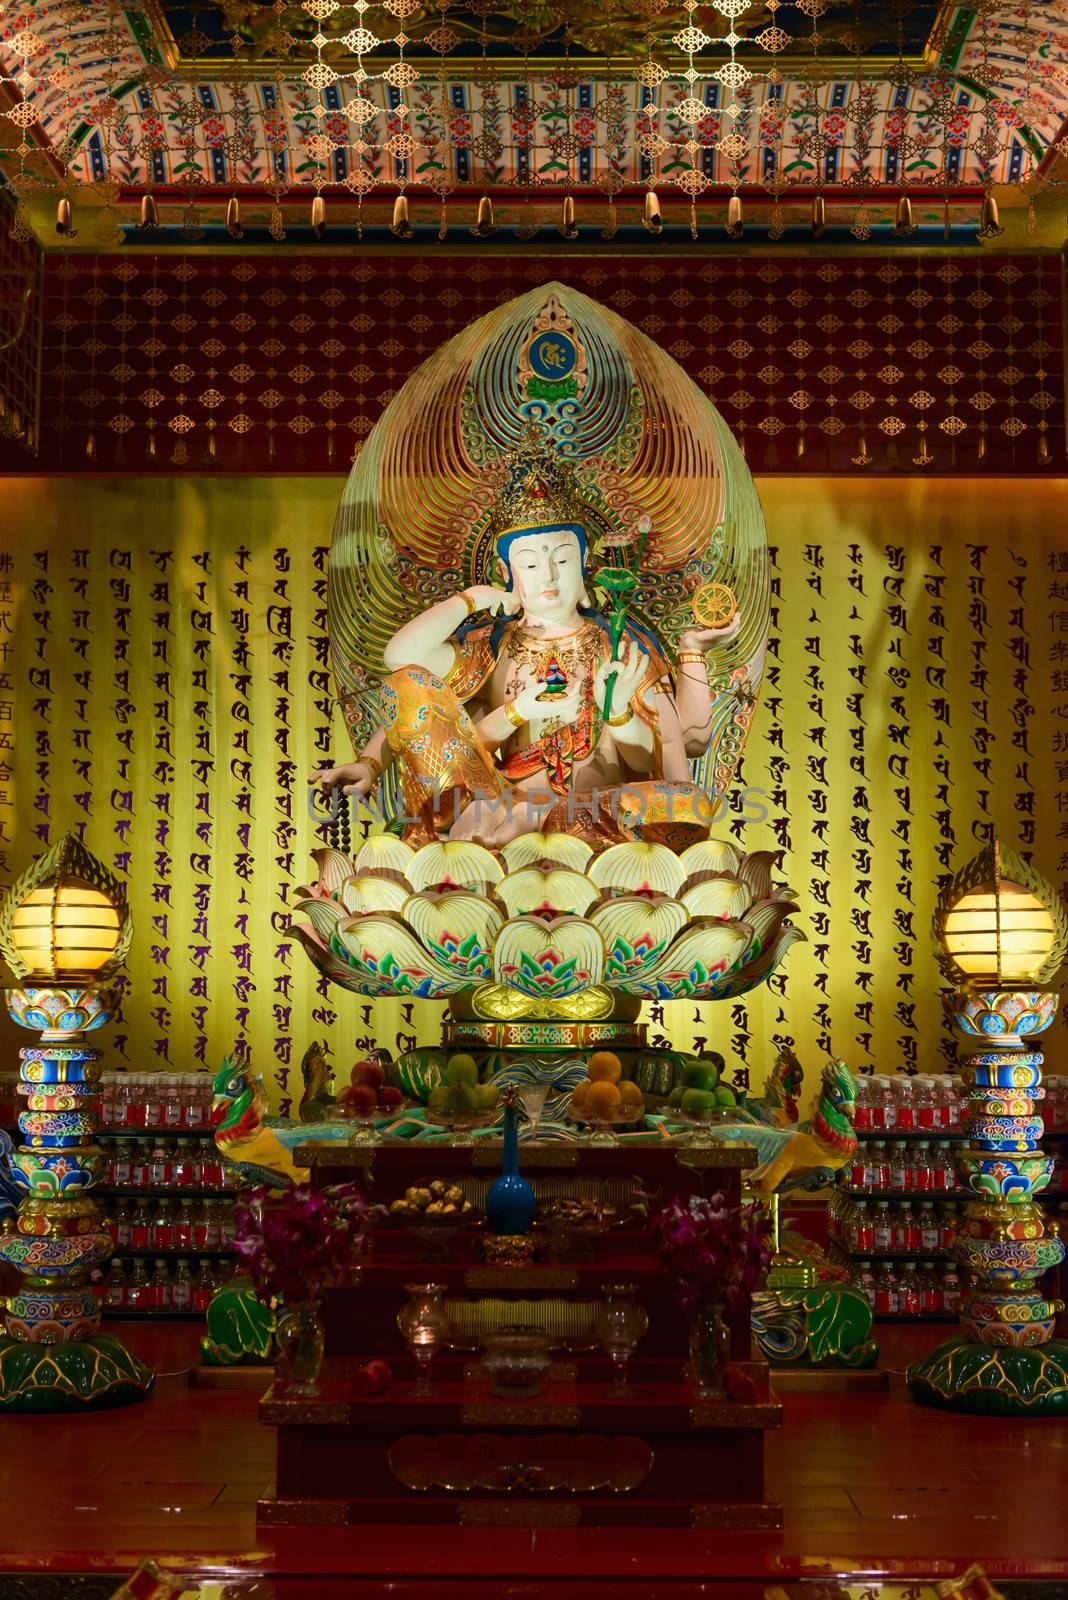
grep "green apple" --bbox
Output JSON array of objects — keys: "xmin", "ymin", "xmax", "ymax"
[
  {"xmin": 445, "ymin": 1052, "xmax": 479, "ymax": 1088},
  {"xmin": 682, "ymin": 1061, "xmax": 719, "ymax": 1092},
  {"xmin": 453, "ymin": 1082, "xmax": 481, "ymax": 1115},
  {"xmin": 428, "ymin": 1084, "xmax": 451, "ymax": 1111},
  {"xmin": 681, "ymin": 1087, "xmax": 717, "ymax": 1118},
  {"xmin": 477, "ymin": 1082, "xmax": 500, "ymax": 1109},
  {"xmin": 713, "ymin": 1084, "xmax": 737, "ymax": 1108},
  {"xmin": 668, "ymin": 1085, "xmax": 684, "ymax": 1109}
]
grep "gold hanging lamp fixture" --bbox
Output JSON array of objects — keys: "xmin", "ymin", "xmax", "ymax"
[
  {"xmin": 391, "ymin": 194, "xmax": 413, "ymax": 239},
  {"xmin": 471, "ymin": 195, "xmax": 496, "ymax": 238}
]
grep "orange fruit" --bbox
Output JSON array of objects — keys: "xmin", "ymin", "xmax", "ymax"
[
  {"xmin": 618, "ymin": 1079, "xmax": 644, "ymax": 1109},
  {"xmin": 585, "ymin": 1080, "xmax": 622, "ymax": 1118},
  {"xmin": 570, "ymin": 1079, "xmax": 591, "ymax": 1110},
  {"xmin": 587, "ymin": 1051, "xmax": 622, "ymax": 1084}
]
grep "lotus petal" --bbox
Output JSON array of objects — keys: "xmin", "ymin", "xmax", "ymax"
[
  {"xmin": 625, "ymin": 918, "xmax": 752, "ymax": 1000},
  {"xmin": 592, "ymin": 895, "xmax": 690, "ymax": 986},
  {"xmin": 309, "ymin": 846, "xmax": 356, "ymax": 897},
  {"xmin": 332, "ymin": 913, "xmax": 464, "ymax": 997},
  {"xmin": 588, "ymin": 841, "xmax": 685, "ymax": 899},
  {"xmin": 737, "ymin": 849, "xmax": 777, "ymax": 904},
  {"xmin": 404, "ymin": 891, "xmax": 503, "ymax": 985},
  {"xmin": 501, "ymin": 832, "xmax": 595, "ymax": 875},
  {"xmin": 292, "ymin": 895, "xmax": 347, "ymax": 946},
  {"xmin": 714, "ymin": 922, "xmax": 806, "ymax": 999},
  {"xmin": 493, "ymin": 915, "xmax": 605, "ymax": 1000},
  {"xmin": 741, "ymin": 898, "xmax": 800, "ymax": 955},
  {"xmin": 679, "ymin": 837, "xmax": 743, "ymax": 882},
  {"xmin": 496, "ymin": 867, "xmax": 600, "ymax": 920},
  {"xmin": 406, "ymin": 838, "xmax": 504, "ymax": 894},
  {"xmin": 351, "ymin": 834, "xmax": 416, "ymax": 882},
  {"xmin": 680, "ymin": 876, "xmax": 751, "ymax": 921},
  {"xmin": 291, "ymin": 924, "xmax": 372, "ymax": 993},
  {"xmin": 339, "ymin": 875, "xmax": 411, "ymax": 916}
]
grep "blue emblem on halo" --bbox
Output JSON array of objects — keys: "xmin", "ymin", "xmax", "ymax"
[{"xmin": 529, "ymin": 331, "xmax": 577, "ymax": 382}]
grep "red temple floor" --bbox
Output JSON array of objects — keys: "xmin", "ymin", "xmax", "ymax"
[{"xmin": 1, "ymin": 1320, "xmax": 1065, "ymax": 1595}]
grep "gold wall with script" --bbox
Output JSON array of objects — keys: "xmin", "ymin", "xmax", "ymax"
[{"xmin": 1, "ymin": 474, "xmax": 1066, "ymax": 1110}]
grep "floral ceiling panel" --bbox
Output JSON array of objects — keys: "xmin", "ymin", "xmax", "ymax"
[{"xmin": 0, "ymin": 1, "xmax": 1065, "ymax": 210}]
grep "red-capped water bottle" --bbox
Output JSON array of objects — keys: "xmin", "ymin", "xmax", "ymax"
[
  {"xmin": 898, "ymin": 1261, "xmax": 921, "ymax": 1315},
  {"xmin": 894, "ymin": 1075, "xmax": 915, "ymax": 1132},
  {"xmin": 104, "ymin": 1259, "xmax": 126, "ymax": 1310},
  {"xmin": 874, "ymin": 1262, "xmax": 899, "ymax": 1315}
]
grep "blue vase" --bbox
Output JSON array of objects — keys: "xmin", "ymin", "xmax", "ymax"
[{"xmin": 485, "ymin": 1104, "xmax": 536, "ymax": 1235}]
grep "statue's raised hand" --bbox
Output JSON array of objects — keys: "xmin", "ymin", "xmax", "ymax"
[
  {"xmin": 594, "ymin": 637, "xmax": 648, "ymax": 722},
  {"xmin": 463, "ymin": 585, "xmax": 522, "ymax": 618},
  {"xmin": 678, "ymin": 611, "xmax": 742, "ymax": 653},
  {"xmin": 309, "ymin": 760, "xmax": 379, "ymax": 797}
]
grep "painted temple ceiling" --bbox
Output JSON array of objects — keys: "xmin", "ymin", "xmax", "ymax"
[{"xmin": 0, "ymin": 1, "xmax": 1066, "ymax": 225}]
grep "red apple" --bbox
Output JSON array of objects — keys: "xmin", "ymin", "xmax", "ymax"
[
  {"xmin": 377, "ymin": 1085, "xmax": 403, "ymax": 1111},
  {"xmin": 347, "ymin": 1082, "xmax": 378, "ymax": 1114},
  {"xmin": 337, "ymin": 1084, "xmax": 358, "ymax": 1107},
  {"xmin": 351, "ymin": 1058, "xmax": 385, "ymax": 1091}
]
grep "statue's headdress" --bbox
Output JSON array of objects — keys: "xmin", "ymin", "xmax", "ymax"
[{"xmin": 488, "ymin": 444, "xmax": 592, "ymax": 576}]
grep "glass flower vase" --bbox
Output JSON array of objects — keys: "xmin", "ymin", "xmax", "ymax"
[
  {"xmin": 276, "ymin": 1300, "xmax": 326, "ymax": 1398},
  {"xmin": 688, "ymin": 1299, "xmax": 730, "ymax": 1398}
]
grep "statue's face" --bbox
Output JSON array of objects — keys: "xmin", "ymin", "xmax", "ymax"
[{"xmin": 501, "ymin": 527, "xmax": 585, "ymax": 623}]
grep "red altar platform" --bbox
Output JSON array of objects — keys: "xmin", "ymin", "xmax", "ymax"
[
  {"xmin": 257, "ymin": 1139, "xmax": 782, "ymax": 1530},
  {"xmin": 1, "ymin": 1323, "xmax": 1068, "ymax": 1592}
]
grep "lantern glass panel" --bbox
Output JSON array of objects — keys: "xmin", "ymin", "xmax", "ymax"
[
  {"xmin": 942, "ymin": 878, "xmax": 1055, "ymax": 985},
  {"xmin": 9, "ymin": 879, "xmax": 121, "ymax": 978}
]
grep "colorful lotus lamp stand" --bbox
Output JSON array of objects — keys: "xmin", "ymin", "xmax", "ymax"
[
  {"xmin": 908, "ymin": 840, "xmax": 1068, "ymax": 1415},
  {"xmin": 0, "ymin": 835, "xmax": 154, "ymax": 1411}
]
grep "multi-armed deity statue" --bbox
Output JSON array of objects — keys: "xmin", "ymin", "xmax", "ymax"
[
  {"xmin": 314, "ymin": 284, "xmax": 770, "ymax": 834},
  {"xmin": 312, "ymin": 437, "xmax": 743, "ymax": 849},
  {"xmin": 298, "ymin": 283, "xmax": 802, "ymax": 1084}
]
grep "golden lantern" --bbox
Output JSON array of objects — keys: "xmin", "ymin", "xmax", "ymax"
[
  {"xmin": 934, "ymin": 838, "xmax": 1067, "ymax": 990},
  {"xmin": 0, "ymin": 834, "xmax": 130, "ymax": 985}
]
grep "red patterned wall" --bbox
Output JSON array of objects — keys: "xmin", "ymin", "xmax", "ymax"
[{"xmin": 2, "ymin": 250, "xmax": 1063, "ymax": 475}]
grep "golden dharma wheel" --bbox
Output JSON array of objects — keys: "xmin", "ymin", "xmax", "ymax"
[{"xmin": 690, "ymin": 582, "xmax": 737, "ymax": 628}]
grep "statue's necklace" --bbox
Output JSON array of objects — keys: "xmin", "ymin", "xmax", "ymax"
[{"xmin": 503, "ymin": 621, "xmax": 604, "ymax": 681}]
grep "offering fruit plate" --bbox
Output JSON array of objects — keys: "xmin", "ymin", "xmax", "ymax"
[{"xmin": 424, "ymin": 1051, "xmax": 501, "ymax": 1143}]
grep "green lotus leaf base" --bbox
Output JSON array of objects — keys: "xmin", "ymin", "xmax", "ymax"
[
  {"xmin": 0, "ymin": 1333, "xmax": 155, "ymax": 1413},
  {"xmin": 907, "ymin": 1335, "xmax": 1068, "ymax": 1416},
  {"xmin": 201, "ymin": 1279, "xmax": 276, "ymax": 1367},
  {"xmin": 753, "ymin": 1283, "xmax": 879, "ymax": 1368}
]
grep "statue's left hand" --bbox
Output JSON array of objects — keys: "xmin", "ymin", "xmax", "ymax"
[
  {"xmin": 309, "ymin": 761, "xmax": 378, "ymax": 797},
  {"xmin": 593, "ymin": 637, "xmax": 648, "ymax": 721},
  {"xmin": 679, "ymin": 612, "xmax": 742, "ymax": 653}
]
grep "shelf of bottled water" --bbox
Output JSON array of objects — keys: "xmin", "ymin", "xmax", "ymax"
[{"xmin": 833, "ymin": 1070, "xmax": 1068, "ymax": 1319}]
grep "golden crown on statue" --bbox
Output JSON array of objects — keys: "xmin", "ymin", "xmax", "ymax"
[{"xmin": 487, "ymin": 441, "xmax": 594, "ymax": 543}]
